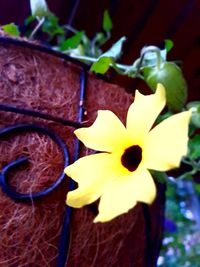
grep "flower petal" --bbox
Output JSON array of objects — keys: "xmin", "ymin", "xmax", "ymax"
[
  {"xmin": 94, "ymin": 168, "xmax": 156, "ymax": 223},
  {"xmin": 126, "ymin": 84, "xmax": 166, "ymax": 144},
  {"xmin": 75, "ymin": 110, "xmax": 131, "ymax": 152},
  {"xmin": 144, "ymin": 110, "xmax": 191, "ymax": 171},
  {"xmin": 65, "ymin": 153, "xmax": 121, "ymax": 208}
]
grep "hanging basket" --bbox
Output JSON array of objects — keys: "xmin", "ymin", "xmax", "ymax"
[{"xmin": 0, "ymin": 35, "xmax": 165, "ymax": 267}]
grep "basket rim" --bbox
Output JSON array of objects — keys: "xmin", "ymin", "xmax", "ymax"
[{"xmin": 0, "ymin": 36, "xmax": 89, "ymax": 70}]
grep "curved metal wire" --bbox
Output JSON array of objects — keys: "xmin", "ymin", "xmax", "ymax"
[
  {"xmin": 0, "ymin": 123, "xmax": 69, "ymax": 201},
  {"xmin": 0, "ymin": 36, "xmax": 87, "ymax": 267},
  {"xmin": 0, "ymin": 103, "xmax": 83, "ymax": 128}
]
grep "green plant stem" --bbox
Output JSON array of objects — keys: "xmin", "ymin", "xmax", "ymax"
[
  {"xmin": 67, "ymin": 54, "xmax": 96, "ymax": 62},
  {"xmin": 63, "ymin": 25, "xmax": 78, "ymax": 34},
  {"xmin": 140, "ymin": 45, "xmax": 162, "ymax": 70},
  {"xmin": 66, "ymin": 51, "xmax": 162, "ymax": 78},
  {"xmin": 67, "ymin": 54, "xmax": 137, "ymax": 72},
  {"xmin": 29, "ymin": 17, "xmax": 45, "ymax": 39}
]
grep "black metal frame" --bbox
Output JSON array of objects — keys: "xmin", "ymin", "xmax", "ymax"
[{"xmin": 0, "ymin": 37, "xmax": 87, "ymax": 267}]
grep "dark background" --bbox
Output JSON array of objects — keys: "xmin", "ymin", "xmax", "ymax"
[{"xmin": 0, "ymin": 0, "xmax": 199, "ymax": 101}]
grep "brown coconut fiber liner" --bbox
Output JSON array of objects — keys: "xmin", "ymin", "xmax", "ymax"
[{"xmin": 0, "ymin": 36, "xmax": 165, "ymax": 267}]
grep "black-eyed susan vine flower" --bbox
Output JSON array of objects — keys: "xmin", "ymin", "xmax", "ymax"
[{"xmin": 64, "ymin": 84, "xmax": 191, "ymax": 223}]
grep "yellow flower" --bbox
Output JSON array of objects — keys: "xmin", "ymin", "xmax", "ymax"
[{"xmin": 65, "ymin": 84, "xmax": 191, "ymax": 223}]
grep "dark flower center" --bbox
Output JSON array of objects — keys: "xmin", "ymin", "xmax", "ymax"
[{"xmin": 121, "ymin": 145, "xmax": 142, "ymax": 172}]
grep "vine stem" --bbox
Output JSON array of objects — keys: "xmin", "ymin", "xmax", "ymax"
[
  {"xmin": 140, "ymin": 45, "xmax": 162, "ymax": 70},
  {"xmin": 29, "ymin": 17, "xmax": 45, "ymax": 40},
  {"xmin": 67, "ymin": 54, "xmax": 136, "ymax": 72},
  {"xmin": 66, "ymin": 46, "xmax": 163, "ymax": 77}
]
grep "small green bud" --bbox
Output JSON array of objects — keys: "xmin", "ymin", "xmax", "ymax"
[
  {"xmin": 187, "ymin": 101, "xmax": 200, "ymax": 128},
  {"xmin": 103, "ymin": 10, "xmax": 112, "ymax": 32},
  {"xmin": 143, "ymin": 62, "xmax": 187, "ymax": 112}
]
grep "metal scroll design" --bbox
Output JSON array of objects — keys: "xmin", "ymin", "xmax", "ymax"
[
  {"xmin": 0, "ymin": 47, "xmax": 87, "ymax": 266},
  {"xmin": 0, "ymin": 123, "xmax": 69, "ymax": 201}
]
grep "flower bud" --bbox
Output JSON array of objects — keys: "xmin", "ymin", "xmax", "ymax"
[{"xmin": 143, "ymin": 62, "xmax": 187, "ymax": 112}]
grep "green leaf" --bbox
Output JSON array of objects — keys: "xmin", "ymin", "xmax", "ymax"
[
  {"xmin": 42, "ymin": 14, "xmax": 64, "ymax": 38},
  {"xmin": 144, "ymin": 62, "xmax": 187, "ymax": 112},
  {"xmin": 30, "ymin": 0, "xmax": 49, "ymax": 19},
  {"xmin": 194, "ymin": 183, "xmax": 200, "ymax": 194},
  {"xmin": 101, "ymin": 36, "xmax": 126, "ymax": 59},
  {"xmin": 59, "ymin": 31, "xmax": 84, "ymax": 51},
  {"xmin": 24, "ymin": 15, "xmax": 35, "ymax": 26},
  {"xmin": 94, "ymin": 32, "xmax": 105, "ymax": 43},
  {"xmin": 165, "ymin": 39, "xmax": 174, "ymax": 52},
  {"xmin": 67, "ymin": 44, "xmax": 85, "ymax": 57},
  {"xmin": 150, "ymin": 170, "xmax": 167, "ymax": 184},
  {"xmin": 188, "ymin": 134, "xmax": 200, "ymax": 159},
  {"xmin": 2, "ymin": 23, "xmax": 20, "ymax": 37},
  {"xmin": 90, "ymin": 56, "xmax": 113, "ymax": 74},
  {"xmin": 90, "ymin": 37, "xmax": 126, "ymax": 74},
  {"xmin": 103, "ymin": 10, "xmax": 112, "ymax": 32},
  {"xmin": 93, "ymin": 32, "xmax": 107, "ymax": 47},
  {"xmin": 187, "ymin": 101, "xmax": 200, "ymax": 128},
  {"xmin": 155, "ymin": 111, "xmax": 173, "ymax": 124}
]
